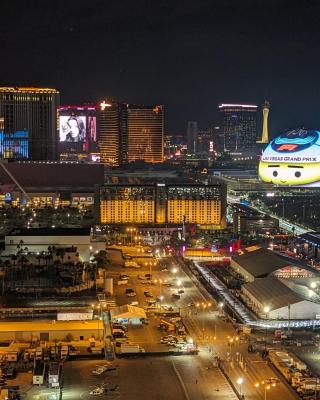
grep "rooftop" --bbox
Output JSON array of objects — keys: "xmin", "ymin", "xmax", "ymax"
[
  {"xmin": 7, "ymin": 227, "xmax": 91, "ymax": 237},
  {"xmin": 0, "ymin": 320, "xmax": 100, "ymax": 332},
  {"xmin": 233, "ymin": 248, "xmax": 290, "ymax": 278},
  {"xmin": 243, "ymin": 277, "xmax": 303, "ymax": 310},
  {"xmin": 0, "ymin": 163, "xmax": 104, "ymax": 188},
  {"xmin": 299, "ymin": 232, "xmax": 320, "ymax": 247}
]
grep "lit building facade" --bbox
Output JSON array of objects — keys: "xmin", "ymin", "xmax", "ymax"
[
  {"xmin": 218, "ymin": 104, "xmax": 257, "ymax": 152},
  {"xmin": 127, "ymin": 105, "xmax": 164, "ymax": 163},
  {"xmin": 99, "ymin": 183, "xmax": 226, "ymax": 228},
  {"xmin": 100, "ymin": 185, "xmax": 155, "ymax": 224},
  {"xmin": 0, "ymin": 87, "xmax": 59, "ymax": 160},
  {"xmin": 98, "ymin": 101, "xmax": 128, "ymax": 166}
]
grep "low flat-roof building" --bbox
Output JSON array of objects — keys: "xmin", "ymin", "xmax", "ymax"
[
  {"xmin": 233, "ymin": 213, "xmax": 279, "ymax": 235},
  {"xmin": 0, "ymin": 320, "xmax": 102, "ymax": 342},
  {"xmin": 4, "ymin": 227, "xmax": 105, "ymax": 261}
]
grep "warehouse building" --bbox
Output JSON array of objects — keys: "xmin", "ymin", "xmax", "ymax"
[
  {"xmin": 242, "ymin": 277, "xmax": 320, "ymax": 320},
  {"xmin": 0, "ymin": 320, "xmax": 103, "ymax": 342},
  {"xmin": 231, "ymin": 248, "xmax": 315, "ymax": 283}
]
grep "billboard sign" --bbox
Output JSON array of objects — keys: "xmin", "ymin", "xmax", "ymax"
[
  {"xmin": 259, "ymin": 129, "xmax": 320, "ymax": 187},
  {"xmin": 59, "ymin": 116, "xmax": 86, "ymax": 142}
]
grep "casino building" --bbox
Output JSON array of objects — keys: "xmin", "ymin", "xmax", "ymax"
[
  {"xmin": 98, "ymin": 183, "xmax": 226, "ymax": 228},
  {"xmin": 0, "ymin": 87, "xmax": 60, "ymax": 161}
]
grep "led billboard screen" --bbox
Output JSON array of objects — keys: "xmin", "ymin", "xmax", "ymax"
[
  {"xmin": 259, "ymin": 129, "xmax": 320, "ymax": 187},
  {"xmin": 59, "ymin": 116, "xmax": 86, "ymax": 142},
  {"xmin": 0, "ymin": 130, "xmax": 29, "ymax": 159}
]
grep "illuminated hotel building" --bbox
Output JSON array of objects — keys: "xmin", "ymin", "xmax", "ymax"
[
  {"xmin": 99, "ymin": 183, "xmax": 226, "ymax": 228},
  {"xmin": 218, "ymin": 103, "xmax": 257, "ymax": 152},
  {"xmin": 127, "ymin": 105, "xmax": 164, "ymax": 163},
  {"xmin": 0, "ymin": 87, "xmax": 60, "ymax": 160},
  {"xmin": 98, "ymin": 101, "xmax": 127, "ymax": 166}
]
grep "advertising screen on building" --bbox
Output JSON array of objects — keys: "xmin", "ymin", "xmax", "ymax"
[
  {"xmin": 259, "ymin": 129, "xmax": 320, "ymax": 187},
  {"xmin": 0, "ymin": 130, "xmax": 29, "ymax": 160},
  {"xmin": 59, "ymin": 116, "xmax": 86, "ymax": 142}
]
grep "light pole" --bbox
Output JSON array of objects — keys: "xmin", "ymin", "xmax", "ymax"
[
  {"xmin": 218, "ymin": 301, "xmax": 224, "ymax": 316},
  {"xmin": 255, "ymin": 382, "xmax": 275, "ymax": 400},
  {"xmin": 263, "ymin": 306, "xmax": 270, "ymax": 348},
  {"xmin": 237, "ymin": 377, "xmax": 243, "ymax": 397}
]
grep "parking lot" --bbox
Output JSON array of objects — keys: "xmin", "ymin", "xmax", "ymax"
[
  {"xmin": 107, "ymin": 259, "xmax": 194, "ymax": 353},
  {"xmin": 62, "ymin": 358, "xmax": 185, "ymax": 400}
]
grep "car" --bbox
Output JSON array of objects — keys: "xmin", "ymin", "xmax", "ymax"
[
  {"xmin": 161, "ymin": 305, "xmax": 174, "ymax": 311},
  {"xmin": 120, "ymin": 274, "xmax": 129, "ymax": 280},
  {"xmin": 90, "ymin": 387, "xmax": 104, "ymax": 395},
  {"xmin": 138, "ymin": 275, "xmax": 145, "ymax": 280},
  {"xmin": 161, "ymin": 268, "xmax": 169, "ymax": 272},
  {"xmin": 172, "ymin": 293, "xmax": 181, "ymax": 299},
  {"xmin": 113, "ymin": 324, "xmax": 128, "ymax": 332},
  {"xmin": 178, "ymin": 289, "xmax": 184, "ymax": 294},
  {"xmin": 92, "ymin": 368, "xmax": 104, "ymax": 375},
  {"xmin": 146, "ymin": 299, "xmax": 156, "ymax": 305},
  {"xmin": 144, "ymin": 291, "xmax": 153, "ymax": 297},
  {"xmin": 125, "ymin": 288, "xmax": 134, "ymax": 294},
  {"xmin": 131, "ymin": 301, "xmax": 139, "ymax": 306},
  {"xmin": 109, "ymin": 385, "xmax": 120, "ymax": 392},
  {"xmin": 188, "ymin": 302, "xmax": 195, "ymax": 307},
  {"xmin": 127, "ymin": 291, "xmax": 136, "ymax": 297},
  {"xmin": 145, "ymin": 273, "xmax": 152, "ymax": 279}
]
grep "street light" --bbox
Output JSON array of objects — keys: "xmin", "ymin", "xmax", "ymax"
[
  {"xmin": 255, "ymin": 382, "xmax": 275, "ymax": 400},
  {"xmin": 236, "ymin": 377, "xmax": 243, "ymax": 396},
  {"xmin": 263, "ymin": 306, "xmax": 270, "ymax": 346},
  {"xmin": 311, "ymin": 281, "xmax": 317, "ymax": 289}
]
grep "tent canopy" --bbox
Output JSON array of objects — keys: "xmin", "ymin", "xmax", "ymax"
[{"xmin": 110, "ymin": 304, "xmax": 146, "ymax": 320}]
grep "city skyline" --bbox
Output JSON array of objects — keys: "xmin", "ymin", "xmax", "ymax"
[{"xmin": 2, "ymin": 1, "xmax": 320, "ymax": 134}]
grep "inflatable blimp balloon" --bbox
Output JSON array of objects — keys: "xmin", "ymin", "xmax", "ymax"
[{"xmin": 259, "ymin": 129, "xmax": 320, "ymax": 186}]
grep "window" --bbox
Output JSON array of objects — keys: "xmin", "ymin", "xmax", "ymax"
[{"xmin": 40, "ymin": 332, "xmax": 49, "ymax": 341}]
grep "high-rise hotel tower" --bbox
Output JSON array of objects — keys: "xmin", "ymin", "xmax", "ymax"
[
  {"xmin": 219, "ymin": 103, "xmax": 258, "ymax": 152},
  {"xmin": 0, "ymin": 87, "xmax": 60, "ymax": 160},
  {"xmin": 98, "ymin": 101, "xmax": 164, "ymax": 165},
  {"xmin": 127, "ymin": 105, "xmax": 164, "ymax": 163}
]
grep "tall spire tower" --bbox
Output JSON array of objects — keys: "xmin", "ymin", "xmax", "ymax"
[{"xmin": 258, "ymin": 100, "xmax": 270, "ymax": 143}]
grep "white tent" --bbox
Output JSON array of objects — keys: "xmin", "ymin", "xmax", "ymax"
[{"xmin": 110, "ymin": 305, "xmax": 146, "ymax": 323}]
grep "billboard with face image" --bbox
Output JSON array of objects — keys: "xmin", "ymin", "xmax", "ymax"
[{"xmin": 59, "ymin": 116, "xmax": 86, "ymax": 142}]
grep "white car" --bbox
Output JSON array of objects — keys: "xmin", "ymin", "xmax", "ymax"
[
  {"xmin": 90, "ymin": 387, "xmax": 104, "ymax": 395},
  {"xmin": 127, "ymin": 291, "xmax": 136, "ymax": 297},
  {"xmin": 92, "ymin": 368, "xmax": 104, "ymax": 375}
]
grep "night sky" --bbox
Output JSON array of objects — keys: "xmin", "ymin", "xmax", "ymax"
[{"xmin": 2, "ymin": 0, "xmax": 320, "ymax": 135}]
